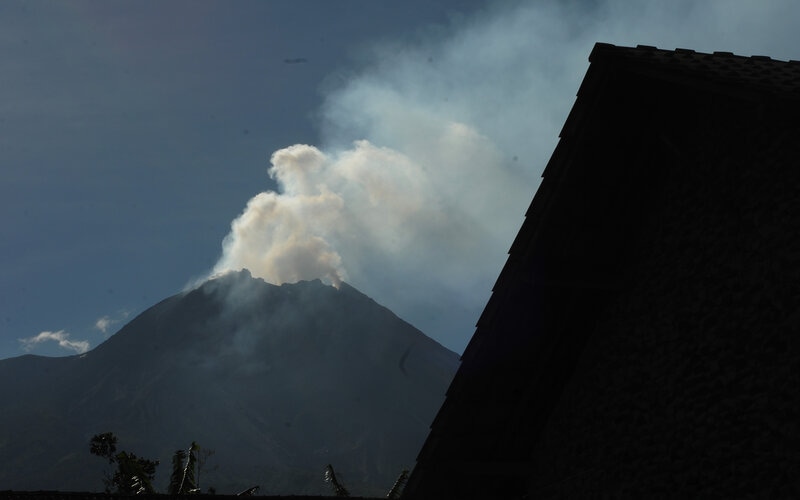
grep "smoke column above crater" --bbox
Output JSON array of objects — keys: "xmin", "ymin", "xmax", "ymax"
[
  {"xmin": 210, "ymin": 0, "xmax": 800, "ymax": 353},
  {"xmin": 211, "ymin": 128, "xmax": 534, "ymax": 353},
  {"xmin": 211, "ymin": 4, "xmax": 554, "ymax": 353}
]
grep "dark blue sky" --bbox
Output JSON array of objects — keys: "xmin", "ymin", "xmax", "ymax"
[
  {"xmin": 3, "ymin": 0, "xmax": 800, "ymax": 359},
  {"xmin": 1, "ymin": 0, "xmax": 486, "ymax": 358}
]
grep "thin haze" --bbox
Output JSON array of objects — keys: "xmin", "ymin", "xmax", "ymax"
[
  {"xmin": 4, "ymin": 0, "xmax": 800, "ymax": 357},
  {"xmin": 210, "ymin": 0, "xmax": 800, "ymax": 353}
]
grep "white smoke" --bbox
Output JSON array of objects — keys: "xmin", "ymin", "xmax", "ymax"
[
  {"xmin": 212, "ymin": 0, "xmax": 800, "ymax": 353},
  {"xmin": 212, "ymin": 129, "xmax": 531, "ymax": 350}
]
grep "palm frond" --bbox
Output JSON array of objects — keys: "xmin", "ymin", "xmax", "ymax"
[
  {"xmin": 386, "ymin": 469, "xmax": 409, "ymax": 499},
  {"xmin": 168, "ymin": 450, "xmax": 187, "ymax": 494},
  {"xmin": 324, "ymin": 464, "xmax": 350, "ymax": 497},
  {"xmin": 169, "ymin": 442, "xmax": 199, "ymax": 494}
]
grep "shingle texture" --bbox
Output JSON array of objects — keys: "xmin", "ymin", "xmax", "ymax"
[
  {"xmin": 404, "ymin": 42, "xmax": 800, "ymax": 499},
  {"xmin": 591, "ymin": 43, "xmax": 800, "ymax": 96}
]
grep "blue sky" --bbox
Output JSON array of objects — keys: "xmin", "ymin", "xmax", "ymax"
[{"xmin": 2, "ymin": 0, "xmax": 800, "ymax": 359}]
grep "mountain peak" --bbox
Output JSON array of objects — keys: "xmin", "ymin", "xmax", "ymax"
[
  {"xmin": 199, "ymin": 268, "xmax": 337, "ymax": 297},
  {"xmin": 0, "ymin": 275, "xmax": 459, "ymax": 495}
]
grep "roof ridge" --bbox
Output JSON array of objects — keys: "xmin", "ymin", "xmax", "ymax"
[
  {"xmin": 591, "ymin": 42, "xmax": 797, "ymax": 64},
  {"xmin": 588, "ymin": 42, "xmax": 800, "ymax": 96}
]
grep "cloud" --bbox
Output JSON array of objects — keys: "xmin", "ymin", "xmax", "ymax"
[
  {"xmin": 211, "ymin": 0, "xmax": 800, "ymax": 353},
  {"xmin": 19, "ymin": 330, "xmax": 90, "ymax": 355},
  {"xmin": 94, "ymin": 317, "xmax": 113, "ymax": 334},
  {"xmin": 94, "ymin": 311, "xmax": 130, "ymax": 335}
]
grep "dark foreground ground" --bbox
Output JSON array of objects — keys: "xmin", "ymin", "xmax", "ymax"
[{"xmin": 0, "ymin": 492, "xmax": 381, "ymax": 500}]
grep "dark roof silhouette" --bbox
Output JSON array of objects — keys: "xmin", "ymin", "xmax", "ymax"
[
  {"xmin": 404, "ymin": 42, "xmax": 800, "ymax": 499},
  {"xmin": 589, "ymin": 43, "xmax": 800, "ymax": 95}
]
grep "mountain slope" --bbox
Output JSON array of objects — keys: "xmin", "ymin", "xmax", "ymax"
[{"xmin": 0, "ymin": 271, "xmax": 458, "ymax": 495}]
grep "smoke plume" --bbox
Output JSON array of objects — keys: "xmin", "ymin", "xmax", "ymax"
[{"xmin": 212, "ymin": 0, "xmax": 800, "ymax": 353}]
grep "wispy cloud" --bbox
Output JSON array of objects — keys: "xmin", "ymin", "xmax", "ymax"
[
  {"xmin": 19, "ymin": 330, "xmax": 90, "ymax": 355},
  {"xmin": 94, "ymin": 311, "xmax": 130, "ymax": 335}
]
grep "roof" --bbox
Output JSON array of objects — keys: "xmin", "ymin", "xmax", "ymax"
[
  {"xmin": 589, "ymin": 43, "xmax": 800, "ymax": 97},
  {"xmin": 404, "ymin": 42, "xmax": 800, "ymax": 499}
]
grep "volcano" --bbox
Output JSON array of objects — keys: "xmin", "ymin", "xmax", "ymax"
[{"xmin": 0, "ymin": 270, "xmax": 458, "ymax": 495}]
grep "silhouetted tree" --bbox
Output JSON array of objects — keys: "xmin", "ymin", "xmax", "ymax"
[
  {"xmin": 89, "ymin": 432, "xmax": 117, "ymax": 491},
  {"xmin": 114, "ymin": 451, "xmax": 158, "ymax": 494},
  {"xmin": 237, "ymin": 485, "xmax": 259, "ymax": 496},
  {"xmin": 89, "ymin": 432, "xmax": 158, "ymax": 494},
  {"xmin": 196, "ymin": 445, "xmax": 217, "ymax": 492},
  {"xmin": 386, "ymin": 469, "xmax": 409, "ymax": 499},
  {"xmin": 168, "ymin": 441, "xmax": 200, "ymax": 494},
  {"xmin": 89, "ymin": 432, "xmax": 117, "ymax": 462},
  {"xmin": 324, "ymin": 464, "xmax": 350, "ymax": 497}
]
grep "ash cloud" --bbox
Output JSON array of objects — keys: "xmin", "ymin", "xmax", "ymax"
[{"xmin": 211, "ymin": 0, "xmax": 800, "ymax": 353}]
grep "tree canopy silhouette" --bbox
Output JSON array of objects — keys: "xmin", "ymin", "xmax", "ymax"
[
  {"xmin": 89, "ymin": 432, "xmax": 158, "ymax": 494},
  {"xmin": 168, "ymin": 441, "xmax": 200, "ymax": 494}
]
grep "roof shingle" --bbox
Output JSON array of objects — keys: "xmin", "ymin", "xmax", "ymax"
[{"xmin": 590, "ymin": 43, "xmax": 800, "ymax": 96}]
